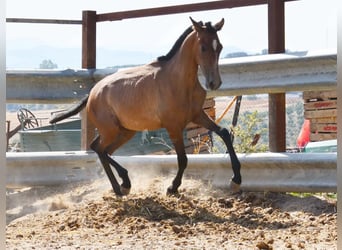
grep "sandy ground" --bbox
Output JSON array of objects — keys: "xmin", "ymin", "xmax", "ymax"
[
  {"xmin": 7, "ymin": 95, "xmax": 335, "ymax": 249},
  {"xmin": 6, "ymin": 176, "xmax": 336, "ymax": 250}
]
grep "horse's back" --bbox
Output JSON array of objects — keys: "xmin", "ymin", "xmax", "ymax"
[{"xmin": 87, "ymin": 63, "xmax": 163, "ymax": 131}]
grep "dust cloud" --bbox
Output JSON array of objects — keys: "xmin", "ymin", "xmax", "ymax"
[{"xmin": 6, "ymin": 162, "xmax": 192, "ymax": 225}]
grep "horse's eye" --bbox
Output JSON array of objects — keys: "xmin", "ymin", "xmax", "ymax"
[{"xmin": 201, "ymin": 45, "xmax": 207, "ymax": 52}]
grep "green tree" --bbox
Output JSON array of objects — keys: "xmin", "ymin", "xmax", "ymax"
[{"xmin": 39, "ymin": 59, "xmax": 58, "ymax": 69}]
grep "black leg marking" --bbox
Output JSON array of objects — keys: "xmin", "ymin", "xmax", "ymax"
[
  {"xmin": 106, "ymin": 155, "xmax": 131, "ymax": 194},
  {"xmin": 90, "ymin": 136, "xmax": 123, "ymax": 196},
  {"xmin": 193, "ymin": 112, "xmax": 242, "ymax": 187},
  {"xmin": 167, "ymin": 131, "xmax": 188, "ymax": 195},
  {"xmin": 216, "ymin": 128, "xmax": 241, "ymax": 185}
]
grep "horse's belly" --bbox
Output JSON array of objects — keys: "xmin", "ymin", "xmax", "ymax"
[{"xmin": 119, "ymin": 111, "xmax": 162, "ymax": 131}]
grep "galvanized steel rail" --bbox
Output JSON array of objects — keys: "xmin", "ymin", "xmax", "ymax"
[
  {"xmin": 211, "ymin": 51, "xmax": 337, "ymax": 97},
  {"xmin": 6, "ymin": 52, "xmax": 336, "ymax": 103},
  {"xmin": 6, "ymin": 151, "xmax": 337, "ymax": 192}
]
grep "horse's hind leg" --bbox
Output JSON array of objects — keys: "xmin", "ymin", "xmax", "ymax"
[
  {"xmin": 105, "ymin": 130, "xmax": 136, "ymax": 195},
  {"xmin": 91, "ymin": 135, "xmax": 123, "ymax": 195},
  {"xmin": 90, "ymin": 129, "xmax": 134, "ymax": 195}
]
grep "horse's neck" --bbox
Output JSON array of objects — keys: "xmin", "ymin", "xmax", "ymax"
[{"xmin": 165, "ymin": 33, "xmax": 199, "ymax": 84}]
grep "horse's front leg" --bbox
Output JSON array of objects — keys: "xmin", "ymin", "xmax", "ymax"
[
  {"xmin": 167, "ymin": 130, "xmax": 188, "ymax": 195},
  {"xmin": 193, "ymin": 111, "xmax": 241, "ymax": 191}
]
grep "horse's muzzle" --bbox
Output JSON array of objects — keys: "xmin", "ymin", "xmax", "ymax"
[
  {"xmin": 205, "ymin": 75, "xmax": 222, "ymax": 91},
  {"xmin": 207, "ymin": 80, "xmax": 222, "ymax": 90},
  {"xmin": 199, "ymin": 66, "xmax": 222, "ymax": 91}
]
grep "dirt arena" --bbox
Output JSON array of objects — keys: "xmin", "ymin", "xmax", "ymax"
[
  {"xmin": 6, "ymin": 96, "xmax": 336, "ymax": 249},
  {"xmin": 6, "ymin": 176, "xmax": 336, "ymax": 250}
]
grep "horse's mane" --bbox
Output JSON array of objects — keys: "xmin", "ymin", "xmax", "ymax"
[
  {"xmin": 158, "ymin": 21, "xmax": 215, "ymax": 62},
  {"xmin": 157, "ymin": 26, "xmax": 194, "ymax": 62}
]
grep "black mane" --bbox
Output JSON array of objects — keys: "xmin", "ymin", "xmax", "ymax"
[
  {"xmin": 157, "ymin": 25, "xmax": 194, "ymax": 62},
  {"xmin": 158, "ymin": 21, "xmax": 215, "ymax": 62}
]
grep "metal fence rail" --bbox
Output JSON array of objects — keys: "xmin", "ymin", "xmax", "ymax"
[
  {"xmin": 6, "ymin": 52, "xmax": 336, "ymax": 103},
  {"xmin": 6, "ymin": 151, "xmax": 337, "ymax": 192},
  {"xmin": 213, "ymin": 51, "xmax": 337, "ymax": 97}
]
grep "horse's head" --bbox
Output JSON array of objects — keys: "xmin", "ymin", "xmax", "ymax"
[{"xmin": 190, "ymin": 17, "xmax": 224, "ymax": 91}]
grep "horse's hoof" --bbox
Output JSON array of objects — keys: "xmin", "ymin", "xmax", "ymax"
[
  {"xmin": 229, "ymin": 180, "xmax": 241, "ymax": 194},
  {"xmin": 120, "ymin": 185, "xmax": 131, "ymax": 196},
  {"xmin": 166, "ymin": 186, "xmax": 179, "ymax": 196}
]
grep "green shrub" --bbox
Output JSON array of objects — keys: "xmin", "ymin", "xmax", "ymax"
[{"xmin": 231, "ymin": 110, "xmax": 268, "ymax": 153}]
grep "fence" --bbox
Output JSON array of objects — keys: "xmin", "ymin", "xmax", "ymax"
[
  {"xmin": 5, "ymin": 1, "xmax": 338, "ymax": 191},
  {"xmin": 7, "ymin": 0, "xmax": 299, "ymax": 151},
  {"xmin": 6, "ymin": 51, "xmax": 337, "ymax": 151},
  {"xmin": 6, "ymin": 51, "xmax": 337, "ymax": 190},
  {"xmin": 6, "ymin": 52, "xmax": 336, "ymax": 102}
]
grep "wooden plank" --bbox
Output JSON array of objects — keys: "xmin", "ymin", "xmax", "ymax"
[
  {"xmin": 304, "ymin": 109, "xmax": 337, "ymax": 119},
  {"xmin": 310, "ymin": 117, "xmax": 337, "ymax": 124},
  {"xmin": 81, "ymin": 11, "xmax": 97, "ymax": 150},
  {"xmin": 202, "ymin": 98, "xmax": 215, "ymax": 109},
  {"xmin": 82, "ymin": 11, "xmax": 97, "ymax": 69},
  {"xmin": 96, "ymin": 0, "xmax": 271, "ymax": 22},
  {"xmin": 311, "ymin": 123, "xmax": 338, "ymax": 133},
  {"xmin": 6, "ymin": 18, "xmax": 82, "ymax": 25},
  {"xmin": 268, "ymin": 0, "xmax": 286, "ymax": 153},
  {"xmin": 303, "ymin": 90, "xmax": 337, "ymax": 102},
  {"xmin": 304, "ymin": 100, "xmax": 337, "ymax": 110},
  {"xmin": 203, "ymin": 108, "xmax": 215, "ymax": 119},
  {"xmin": 310, "ymin": 133, "xmax": 337, "ymax": 141},
  {"xmin": 269, "ymin": 93, "xmax": 286, "ymax": 152}
]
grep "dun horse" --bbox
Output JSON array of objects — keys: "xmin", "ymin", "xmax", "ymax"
[{"xmin": 50, "ymin": 17, "xmax": 241, "ymax": 196}]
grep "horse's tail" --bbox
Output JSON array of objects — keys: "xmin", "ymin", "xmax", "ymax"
[{"xmin": 49, "ymin": 96, "xmax": 88, "ymax": 124}]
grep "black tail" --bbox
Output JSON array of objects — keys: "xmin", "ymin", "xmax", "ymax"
[{"xmin": 49, "ymin": 96, "xmax": 88, "ymax": 124}]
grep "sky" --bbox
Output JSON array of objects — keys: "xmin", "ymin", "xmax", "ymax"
[{"xmin": 6, "ymin": 0, "xmax": 337, "ymax": 69}]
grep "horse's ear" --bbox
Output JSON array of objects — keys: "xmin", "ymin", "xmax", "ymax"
[
  {"xmin": 214, "ymin": 18, "xmax": 225, "ymax": 31},
  {"xmin": 190, "ymin": 16, "xmax": 204, "ymax": 32}
]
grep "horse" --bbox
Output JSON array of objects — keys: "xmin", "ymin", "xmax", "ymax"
[{"xmin": 50, "ymin": 17, "xmax": 241, "ymax": 196}]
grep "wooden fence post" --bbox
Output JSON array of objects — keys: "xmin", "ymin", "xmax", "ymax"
[
  {"xmin": 81, "ymin": 10, "xmax": 96, "ymax": 150},
  {"xmin": 268, "ymin": 0, "xmax": 286, "ymax": 152}
]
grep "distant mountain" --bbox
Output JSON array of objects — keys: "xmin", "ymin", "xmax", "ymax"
[
  {"xmin": 97, "ymin": 48, "xmax": 159, "ymax": 68},
  {"xmin": 6, "ymin": 44, "xmax": 251, "ymax": 69},
  {"xmin": 221, "ymin": 45, "xmax": 247, "ymax": 58},
  {"xmin": 6, "ymin": 46, "xmax": 161, "ymax": 69},
  {"xmin": 6, "ymin": 46, "xmax": 81, "ymax": 69},
  {"xmin": 224, "ymin": 51, "xmax": 249, "ymax": 58}
]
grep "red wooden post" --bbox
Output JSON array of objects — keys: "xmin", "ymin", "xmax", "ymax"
[
  {"xmin": 268, "ymin": 0, "xmax": 286, "ymax": 152},
  {"xmin": 81, "ymin": 10, "xmax": 96, "ymax": 150}
]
